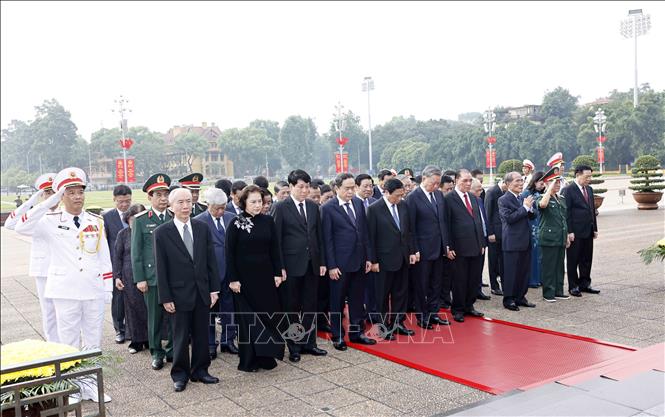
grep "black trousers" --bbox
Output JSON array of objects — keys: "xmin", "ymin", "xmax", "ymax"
[
  {"xmin": 329, "ymin": 269, "xmax": 366, "ymax": 340},
  {"xmin": 412, "ymin": 257, "xmax": 443, "ymax": 323},
  {"xmin": 487, "ymin": 240, "xmax": 503, "ymax": 291},
  {"xmin": 279, "ymin": 264, "xmax": 319, "ymax": 353},
  {"xmin": 170, "ymin": 298, "xmax": 211, "ymax": 383},
  {"xmin": 502, "ymin": 250, "xmax": 530, "ymax": 306},
  {"xmin": 316, "ymin": 274, "xmax": 330, "ymax": 328},
  {"xmin": 111, "ymin": 285, "xmax": 125, "ymax": 335},
  {"xmin": 374, "ymin": 260, "xmax": 409, "ymax": 326},
  {"xmin": 440, "ymin": 257, "xmax": 453, "ymax": 305},
  {"xmin": 451, "ymin": 255, "xmax": 483, "ymax": 315},
  {"xmin": 566, "ymin": 236, "xmax": 594, "ymax": 290}
]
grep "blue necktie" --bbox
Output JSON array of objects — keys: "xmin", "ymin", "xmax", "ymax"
[
  {"xmin": 345, "ymin": 202, "xmax": 357, "ymax": 226},
  {"xmin": 391, "ymin": 204, "xmax": 400, "ymax": 231},
  {"xmin": 216, "ymin": 217, "xmax": 225, "ymax": 237}
]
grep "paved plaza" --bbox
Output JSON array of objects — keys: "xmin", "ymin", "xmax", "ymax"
[{"xmin": 1, "ymin": 186, "xmax": 663, "ymax": 416}]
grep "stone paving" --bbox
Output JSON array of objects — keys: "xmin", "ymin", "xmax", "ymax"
[{"xmin": 1, "ymin": 206, "xmax": 663, "ymax": 416}]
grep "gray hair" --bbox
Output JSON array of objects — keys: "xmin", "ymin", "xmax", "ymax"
[
  {"xmin": 421, "ymin": 165, "xmax": 442, "ymax": 178},
  {"xmin": 471, "ymin": 178, "xmax": 482, "ymax": 190},
  {"xmin": 168, "ymin": 187, "xmax": 192, "ymax": 205},
  {"xmin": 504, "ymin": 171, "xmax": 521, "ymax": 184},
  {"xmin": 204, "ymin": 187, "xmax": 228, "ymax": 205}
]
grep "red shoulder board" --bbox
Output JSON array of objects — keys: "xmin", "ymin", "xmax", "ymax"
[{"xmin": 148, "ymin": 211, "xmax": 153, "ymax": 218}]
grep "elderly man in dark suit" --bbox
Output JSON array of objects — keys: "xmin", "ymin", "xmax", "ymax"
[
  {"xmin": 485, "ymin": 179, "xmax": 507, "ymax": 295},
  {"xmin": 104, "ymin": 184, "xmax": 132, "ymax": 344},
  {"xmin": 154, "ymin": 188, "xmax": 221, "ymax": 392},
  {"xmin": 405, "ymin": 165, "xmax": 450, "ymax": 329},
  {"xmin": 273, "ymin": 169, "xmax": 328, "ymax": 362},
  {"xmin": 321, "ymin": 173, "xmax": 375, "ymax": 350},
  {"xmin": 498, "ymin": 172, "xmax": 536, "ymax": 311},
  {"xmin": 367, "ymin": 178, "xmax": 416, "ymax": 340},
  {"xmin": 562, "ymin": 164, "xmax": 600, "ymax": 297},
  {"xmin": 445, "ymin": 170, "xmax": 486, "ymax": 323},
  {"xmin": 194, "ymin": 187, "xmax": 238, "ymax": 359}
]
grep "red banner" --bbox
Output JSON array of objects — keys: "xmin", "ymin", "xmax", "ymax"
[
  {"xmin": 115, "ymin": 158, "xmax": 136, "ymax": 183},
  {"xmin": 485, "ymin": 149, "xmax": 497, "ymax": 168},
  {"xmin": 335, "ymin": 153, "xmax": 349, "ymax": 173},
  {"xmin": 596, "ymin": 147, "xmax": 605, "ymax": 164}
]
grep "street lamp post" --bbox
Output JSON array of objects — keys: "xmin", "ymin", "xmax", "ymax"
[
  {"xmin": 483, "ymin": 109, "xmax": 497, "ymax": 185},
  {"xmin": 112, "ymin": 95, "xmax": 132, "ymax": 184},
  {"xmin": 593, "ymin": 108, "xmax": 607, "ymax": 174},
  {"xmin": 361, "ymin": 76, "xmax": 375, "ymax": 174},
  {"xmin": 621, "ymin": 9, "xmax": 651, "ymax": 108},
  {"xmin": 334, "ymin": 102, "xmax": 347, "ymax": 173}
]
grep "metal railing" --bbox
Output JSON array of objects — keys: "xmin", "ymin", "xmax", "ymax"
[{"xmin": 1, "ymin": 349, "xmax": 105, "ymax": 417}]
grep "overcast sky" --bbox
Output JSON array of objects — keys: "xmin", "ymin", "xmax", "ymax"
[{"xmin": 2, "ymin": 1, "xmax": 664, "ymax": 140}]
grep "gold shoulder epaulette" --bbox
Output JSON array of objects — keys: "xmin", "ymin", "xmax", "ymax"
[
  {"xmin": 135, "ymin": 210, "xmax": 148, "ymax": 218},
  {"xmin": 46, "ymin": 211, "xmax": 61, "ymax": 216},
  {"xmin": 86, "ymin": 211, "xmax": 102, "ymax": 218}
]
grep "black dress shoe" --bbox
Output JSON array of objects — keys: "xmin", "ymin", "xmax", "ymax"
[
  {"xmin": 393, "ymin": 324, "xmax": 415, "ymax": 336},
  {"xmin": 190, "ymin": 374, "xmax": 219, "ymax": 384},
  {"xmin": 430, "ymin": 316, "xmax": 450, "ymax": 326},
  {"xmin": 569, "ymin": 288, "xmax": 582, "ymax": 297},
  {"xmin": 302, "ymin": 347, "xmax": 327, "ymax": 356},
  {"xmin": 350, "ymin": 334, "xmax": 377, "ymax": 345},
  {"xmin": 383, "ymin": 332, "xmax": 396, "ymax": 341},
  {"xmin": 115, "ymin": 333, "xmax": 125, "ymax": 344},
  {"xmin": 173, "ymin": 381, "xmax": 187, "ymax": 392},
  {"xmin": 504, "ymin": 303, "xmax": 520, "ymax": 311},
  {"xmin": 209, "ymin": 348, "xmax": 217, "ymax": 360},
  {"xmin": 517, "ymin": 300, "xmax": 536, "ymax": 308},
  {"xmin": 476, "ymin": 293, "xmax": 491, "ymax": 301},
  {"xmin": 580, "ymin": 287, "xmax": 600, "ymax": 294},
  {"xmin": 439, "ymin": 302, "xmax": 451, "ymax": 310},
  {"xmin": 220, "ymin": 343, "xmax": 239, "ymax": 355},
  {"xmin": 332, "ymin": 339, "xmax": 347, "ymax": 351},
  {"xmin": 453, "ymin": 313, "xmax": 464, "ymax": 323},
  {"xmin": 318, "ymin": 323, "xmax": 333, "ymax": 333},
  {"xmin": 491, "ymin": 289, "xmax": 504, "ymax": 296},
  {"xmin": 417, "ymin": 321, "xmax": 433, "ymax": 330},
  {"xmin": 466, "ymin": 310, "xmax": 484, "ymax": 317},
  {"xmin": 288, "ymin": 352, "xmax": 301, "ymax": 363},
  {"xmin": 151, "ymin": 358, "xmax": 164, "ymax": 370}
]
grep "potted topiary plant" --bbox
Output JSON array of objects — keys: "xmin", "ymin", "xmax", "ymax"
[
  {"xmin": 629, "ymin": 155, "xmax": 664, "ymax": 210},
  {"xmin": 497, "ymin": 159, "xmax": 523, "ymax": 177},
  {"xmin": 571, "ymin": 155, "xmax": 607, "ymax": 209}
]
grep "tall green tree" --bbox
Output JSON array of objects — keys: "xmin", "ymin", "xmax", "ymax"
[
  {"xmin": 279, "ymin": 116, "xmax": 317, "ymax": 171},
  {"xmin": 173, "ymin": 132, "xmax": 209, "ymax": 172},
  {"xmin": 219, "ymin": 126, "xmax": 279, "ymax": 176},
  {"xmin": 29, "ymin": 99, "xmax": 79, "ymax": 172}
]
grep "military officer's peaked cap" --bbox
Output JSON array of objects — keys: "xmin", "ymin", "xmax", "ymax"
[
  {"xmin": 54, "ymin": 167, "xmax": 87, "ymax": 192},
  {"xmin": 178, "ymin": 173, "xmax": 203, "ymax": 190},
  {"xmin": 522, "ymin": 159, "xmax": 535, "ymax": 169},
  {"xmin": 542, "ymin": 165, "xmax": 562, "ymax": 183},
  {"xmin": 143, "ymin": 173, "xmax": 171, "ymax": 194},
  {"xmin": 547, "ymin": 152, "xmax": 564, "ymax": 168},
  {"xmin": 398, "ymin": 168, "xmax": 414, "ymax": 177},
  {"xmin": 35, "ymin": 173, "xmax": 57, "ymax": 191}
]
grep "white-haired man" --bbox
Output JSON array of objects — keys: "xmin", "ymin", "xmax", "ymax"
[{"xmin": 194, "ymin": 187, "xmax": 238, "ymax": 358}]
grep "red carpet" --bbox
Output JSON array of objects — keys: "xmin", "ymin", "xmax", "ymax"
[{"xmin": 319, "ymin": 312, "xmax": 636, "ymax": 395}]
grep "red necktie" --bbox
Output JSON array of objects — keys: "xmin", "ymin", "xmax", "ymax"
[
  {"xmin": 463, "ymin": 193, "xmax": 473, "ymax": 216},
  {"xmin": 582, "ymin": 186, "xmax": 589, "ymax": 204}
]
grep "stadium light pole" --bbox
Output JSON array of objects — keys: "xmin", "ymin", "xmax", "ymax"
[
  {"xmin": 361, "ymin": 76, "xmax": 375, "ymax": 174},
  {"xmin": 620, "ymin": 9, "xmax": 651, "ymax": 108}
]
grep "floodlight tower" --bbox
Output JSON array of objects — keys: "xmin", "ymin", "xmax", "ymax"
[{"xmin": 620, "ymin": 9, "xmax": 651, "ymax": 108}]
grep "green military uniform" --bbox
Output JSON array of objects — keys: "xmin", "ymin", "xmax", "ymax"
[
  {"xmin": 178, "ymin": 172, "xmax": 207, "ymax": 217},
  {"xmin": 537, "ymin": 174, "xmax": 568, "ymax": 300},
  {"xmin": 131, "ymin": 173, "xmax": 173, "ymax": 362}
]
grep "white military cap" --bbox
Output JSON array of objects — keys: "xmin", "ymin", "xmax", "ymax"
[
  {"xmin": 34, "ymin": 173, "xmax": 57, "ymax": 191},
  {"xmin": 53, "ymin": 167, "xmax": 87, "ymax": 192}
]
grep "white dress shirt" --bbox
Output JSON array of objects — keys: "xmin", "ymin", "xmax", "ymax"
[
  {"xmin": 338, "ymin": 197, "xmax": 357, "ymax": 218},
  {"xmin": 172, "ymin": 216, "xmax": 193, "ymax": 242},
  {"xmin": 291, "ymin": 194, "xmax": 307, "ymax": 222},
  {"xmin": 382, "ymin": 196, "xmax": 400, "ymax": 223},
  {"xmin": 420, "ymin": 184, "xmax": 436, "ymax": 204},
  {"xmin": 510, "ymin": 190, "xmax": 533, "ymax": 212}
]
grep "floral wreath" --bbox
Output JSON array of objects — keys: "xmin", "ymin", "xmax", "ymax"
[{"xmin": 234, "ymin": 214, "xmax": 254, "ymax": 234}]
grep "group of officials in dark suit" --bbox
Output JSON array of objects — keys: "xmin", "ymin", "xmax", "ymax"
[{"xmin": 104, "ymin": 161, "xmax": 599, "ymax": 392}]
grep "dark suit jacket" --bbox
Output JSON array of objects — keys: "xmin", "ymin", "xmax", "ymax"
[
  {"xmin": 477, "ymin": 197, "xmax": 489, "ymax": 245},
  {"xmin": 484, "ymin": 184, "xmax": 504, "ymax": 239},
  {"xmin": 103, "ymin": 209, "xmax": 125, "ymax": 260},
  {"xmin": 498, "ymin": 192, "xmax": 535, "ymax": 252},
  {"xmin": 357, "ymin": 195, "xmax": 377, "ymax": 214},
  {"xmin": 372, "ymin": 185, "xmax": 383, "ymax": 200},
  {"xmin": 562, "ymin": 182, "xmax": 597, "ymax": 239},
  {"xmin": 194, "ymin": 210, "xmax": 235, "ymax": 283},
  {"xmin": 154, "ymin": 219, "xmax": 221, "ymax": 311},
  {"xmin": 444, "ymin": 190, "xmax": 485, "ymax": 257},
  {"xmin": 367, "ymin": 198, "xmax": 414, "ymax": 271},
  {"xmin": 272, "ymin": 197, "xmax": 325, "ymax": 277},
  {"xmin": 225, "ymin": 203, "xmax": 238, "ymax": 215},
  {"xmin": 321, "ymin": 196, "xmax": 371, "ymax": 273},
  {"xmin": 405, "ymin": 186, "xmax": 448, "ymax": 261}
]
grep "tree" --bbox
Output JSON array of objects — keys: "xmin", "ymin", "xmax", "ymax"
[
  {"xmin": 219, "ymin": 127, "xmax": 279, "ymax": 176},
  {"xmin": 280, "ymin": 116, "xmax": 317, "ymax": 171},
  {"xmin": 498, "ymin": 159, "xmax": 523, "ymax": 176},
  {"xmin": 326, "ymin": 110, "xmax": 369, "ymax": 173},
  {"xmin": 173, "ymin": 132, "xmax": 209, "ymax": 172},
  {"xmin": 29, "ymin": 99, "xmax": 79, "ymax": 172},
  {"xmin": 126, "ymin": 127, "xmax": 169, "ymax": 181},
  {"xmin": 1, "ymin": 120, "xmax": 34, "ymax": 172},
  {"xmin": 540, "ymin": 87, "xmax": 578, "ymax": 120}
]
